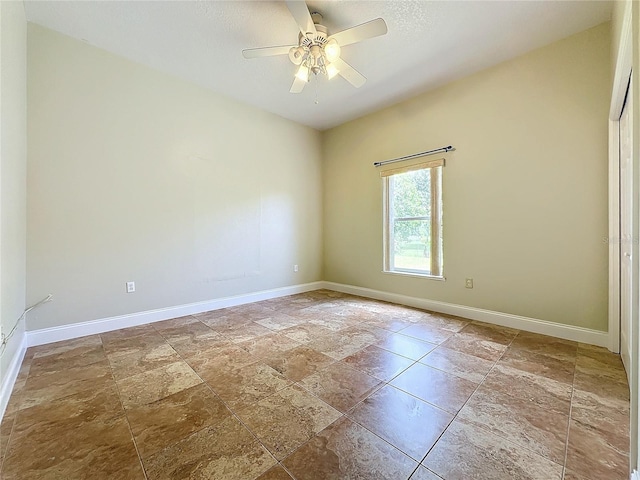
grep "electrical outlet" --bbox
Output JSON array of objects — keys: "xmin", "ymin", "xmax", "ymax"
[
  {"xmin": 293, "ymin": 265, "xmax": 299, "ymax": 272},
  {"xmin": 465, "ymin": 278, "xmax": 474, "ymax": 289},
  {"xmin": 126, "ymin": 281, "xmax": 136, "ymax": 293}
]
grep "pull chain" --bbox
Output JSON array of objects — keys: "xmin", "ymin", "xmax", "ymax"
[{"xmin": 314, "ymin": 74, "xmax": 319, "ymax": 105}]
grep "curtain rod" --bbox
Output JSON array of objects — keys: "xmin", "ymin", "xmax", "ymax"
[{"xmin": 373, "ymin": 145, "xmax": 455, "ymax": 167}]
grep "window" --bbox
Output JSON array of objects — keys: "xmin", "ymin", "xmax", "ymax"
[{"xmin": 382, "ymin": 159, "xmax": 443, "ymax": 278}]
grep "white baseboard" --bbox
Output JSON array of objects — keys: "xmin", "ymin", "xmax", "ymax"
[
  {"xmin": 323, "ymin": 281, "xmax": 609, "ymax": 347},
  {"xmin": 26, "ymin": 281, "xmax": 324, "ymax": 347},
  {"xmin": 631, "ymin": 470, "xmax": 639, "ymax": 480},
  {"xmin": 3, "ymin": 279, "xmax": 612, "ymax": 420},
  {"xmin": 0, "ymin": 332, "xmax": 27, "ymax": 421},
  {"xmin": 24, "ymin": 279, "xmax": 610, "ymax": 349}
]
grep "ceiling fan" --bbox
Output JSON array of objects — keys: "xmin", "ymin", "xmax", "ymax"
[{"xmin": 242, "ymin": 1, "xmax": 388, "ymax": 93}]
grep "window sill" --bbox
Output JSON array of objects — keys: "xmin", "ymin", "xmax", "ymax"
[{"xmin": 382, "ymin": 270, "xmax": 446, "ymax": 281}]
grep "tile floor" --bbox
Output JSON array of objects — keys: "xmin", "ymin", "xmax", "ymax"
[{"xmin": 0, "ymin": 289, "xmax": 630, "ymax": 480}]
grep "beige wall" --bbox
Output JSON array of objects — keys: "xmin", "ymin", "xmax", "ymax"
[
  {"xmin": 27, "ymin": 25, "xmax": 323, "ymax": 331},
  {"xmin": 323, "ymin": 23, "xmax": 611, "ymax": 331},
  {"xmin": 0, "ymin": 2, "xmax": 27, "ymax": 385}
]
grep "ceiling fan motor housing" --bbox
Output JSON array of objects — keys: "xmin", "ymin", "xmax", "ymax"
[
  {"xmin": 292, "ymin": 17, "xmax": 330, "ymax": 73},
  {"xmin": 299, "ymin": 23, "xmax": 328, "ymax": 48}
]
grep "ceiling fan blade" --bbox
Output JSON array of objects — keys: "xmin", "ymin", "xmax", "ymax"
[
  {"xmin": 242, "ymin": 45, "xmax": 296, "ymax": 59},
  {"xmin": 290, "ymin": 75, "xmax": 307, "ymax": 93},
  {"xmin": 333, "ymin": 57, "xmax": 366, "ymax": 88},
  {"xmin": 329, "ymin": 18, "xmax": 388, "ymax": 47},
  {"xmin": 285, "ymin": 0, "xmax": 317, "ymax": 35}
]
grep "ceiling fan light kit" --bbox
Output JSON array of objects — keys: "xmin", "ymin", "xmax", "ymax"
[{"xmin": 242, "ymin": 0, "xmax": 388, "ymax": 94}]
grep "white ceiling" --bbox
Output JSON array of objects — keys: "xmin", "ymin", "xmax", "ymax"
[{"xmin": 24, "ymin": 0, "xmax": 613, "ymax": 130}]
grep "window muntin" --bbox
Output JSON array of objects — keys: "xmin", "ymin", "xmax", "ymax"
[{"xmin": 383, "ymin": 164, "xmax": 443, "ymax": 277}]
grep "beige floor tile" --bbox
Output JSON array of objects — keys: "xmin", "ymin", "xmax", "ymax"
[
  {"xmin": 424, "ymin": 420, "xmax": 563, "ymax": 480},
  {"xmin": 101, "ymin": 331, "xmax": 168, "ymax": 359},
  {"xmin": 108, "ymin": 342, "xmax": 182, "ymax": 381},
  {"xmin": 441, "ymin": 332, "xmax": 508, "ymax": 361},
  {"xmin": 570, "ymin": 389, "xmax": 629, "ymax": 452},
  {"xmin": 480, "ymin": 363, "xmax": 573, "ymax": 415},
  {"xmin": 498, "ymin": 346, "xmax": 576, "ymax": 384},
  {"xmin": 116, "ymin": 361, "xmax": 202, "ymax": 408},
  {"xmin": 282, "ymin": 416, "xmax": 417, "ymax": 480},
  {"xmin": 223, "ymin": 322, "xmax": 277, "ymax": 343},
  {"xmin": 305, "ymin": 332, "xmax": 364, "ymax": 360},
  {"xmin": 28, "ymin": 344, "xmax": 107, "ymax": 378},
  {"xmin": 419, "ymin": 313, "xmax": 470, "ymax": 332},
  {"xmin": 409, "ymin": 466, "xmax": 443, "ymax": 480},
  {"xmin": 237, "ymin": 384, "xmax": 341, "ymax": 460},
  {"xmin": 348, "ymin": 385, "xmax": 453, "ymax": 461},
  {"xmin": 226, "ymin": 302, "xmax": 277, "ymax": 318},
  {"xmin": 255, "ymin": 312, "xmax": 307, "ymax": 331},
  {"xmin": 565, "ymin": 418, "xmax": 629, "ymax": 480},
  {"xmin": 262, "ymin": 345, "xmax": 335, "ymax": 382},
  {"xmin": 185, "ymin": 344, "xmax": 257, "ymax": 382},
  {"xmin": 20, "ymin": 359, "xmax": 116, "ymax": 409},
  {"xmin": 398, "ymin": 323, "xmax": 454, "ymax": 344},
  {"xmin": 237, "ymin": 332, "xmax": 301, "ymax": 357},
  {"xmin": 100, "ymin": 324, "xmax": 157, "ymax": 343},
  {"xmin": 343, "ymin": 345, "xmax": 414, "ymax": 381},
  {"xmin": 2, "ymin": 387, "xmax": 142, "ymax": 480},
  {"xmin": 577, "ymin": 343, "xmax": 626, "ymax": 368},
  {"xmin": 376, "ymin": 332, "xmax": 438, "ymax": 360},
  {"xmin": 300, "ymin": 361, "xmax": 383, "ymax": 412},
  {"xmin": 307, "ymin": 312, "xmax": 362, "ymax": 331},
  {"xmin": 562, "ymin": 468, "xmax": 591, "ymax": 480},
  {"xmin": 0, "ymin": 412, "xmax": 15, "ymax": 468},
  {"xmin": 152, "ymin": 315, "xmax": 200, "ymax": 333},
  {"xmin": 573, "ymin": 368, "xmax": 630, "ymax": 402},
  {"xmin": 208, "ymin": 362, "xmax": 292, "ymax": 409},
  {"xmin": 167, "ymin": 329, "xmax": 230, "ymax": 358},
  {"xmin": 365, "ymin": 317, "xmax": 414, "ymax": 332},
  {"xmin": 11, "ymin": 386, "xmax": 123, "ymax": 432},
  {"xmin": 256, "ymin": 465, "xmax": 295, "ymax": 479},
  {"xmin": 509, "ymin": 331, "xmax": 578, "ymax": 361},
  {"xmin": 126, "ymin": 383, "xmax": 231, "ymax": 458},
  {"xmin": 3, "ymin": 392, "xmax": 22, "ymax": 418},
  {"xmin": 391, "ymin": 363, "xmax": 477, "ymax": 413},
  {"xmin": 154, "ymin": 320, "xmax": 215, "ymax": 344},
  {"xmin": 307, "ymin": 327, "xmax": 383, "ymax": 360},
  {"xmin": 420, "ymin": 346, "xmax": 495, "ymax": 383},
  {"xmin": 459, "ymin": 322, "xmax": 518, "ymax": 344},
  {"xmin": 197, "ymin": 312, "xmax": 255, "ymax": 333},
  {"xmin": 143, "ymin": 416, "xmax": 276, "ymax": 480},
  {"xmin": 458, "ymin": 386, "xmax": 569, "ymax": 463},
  {"xmin": 29, "ymin": 335, "xmax": 103, "ymax": 359},
  {"xmin": 575, "ymin": 354, "xmax": 628, "ymax": 385},
  {"xmin": 279, "ymin": 323, "xmax": 335, "ymax": 343}
]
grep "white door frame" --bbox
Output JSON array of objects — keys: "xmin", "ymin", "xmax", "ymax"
[
  {"xmin": 608, "ymin": 1, "xmax": 635, "ymax": 475},
  {"xmin": 609, "ymin": 0, "xmax": 633, "ymax": 354}
]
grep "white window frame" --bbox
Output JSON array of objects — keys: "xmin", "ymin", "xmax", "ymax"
[{"xmin": 382, "ymin": 160, "xmax": 444, "ymax": 279}]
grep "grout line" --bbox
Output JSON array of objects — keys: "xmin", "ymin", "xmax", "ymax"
[
  {"xmin": 260, "ymin": 310, "xmax": 479, "ymax": 476},
  {"xmin": 419, "ymin": 331, "xmax": 571, "ymax": 473},
  {"xmin": 0, "ymin": 358, "xmax": 34, "ymax": 472},
  {"xmin": 416, "ymin": 331, "xmax": 515, "ymax": 468},
  {"xmin": 102, "ymin": 337, "xmax": 150, "ymax": 480},
  {"xmin": 143, "ymin": 332, "xmax": 282, "ymax": 477},
  {"xmin": 562, "ymin": 348, "xmax": 579, "ymax": 479},
  {"xmin": 0, "ymin": 391, "xmax": 23, "ymax": 474}
]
